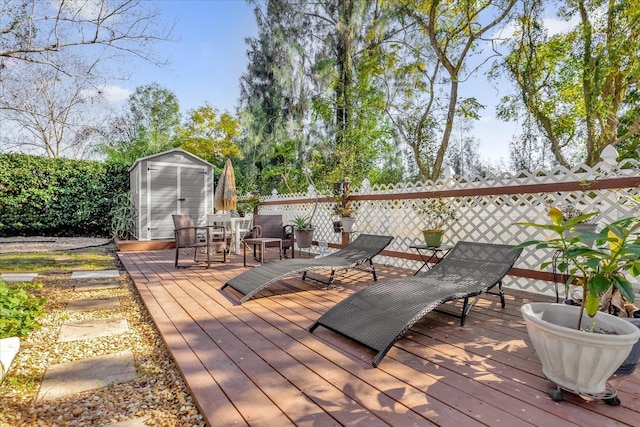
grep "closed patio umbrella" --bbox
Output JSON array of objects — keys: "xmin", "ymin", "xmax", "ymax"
[{"xmin": 214, "ymin": 159, "xmax": 237, "ymax": 212}]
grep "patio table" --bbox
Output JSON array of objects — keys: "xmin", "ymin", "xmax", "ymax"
[
  {"xmin": 409, "ymin": 244, "xmax": 453, "ymax": 275},
  {"xmin": 243, "ymin": 237, "xmax": 282, "ymax": 267}
]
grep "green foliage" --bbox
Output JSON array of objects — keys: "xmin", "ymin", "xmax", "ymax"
[
  {"xmin": 292, "ymin": 215, "xmax": 313, "ymax": 230},
  {"xmin": 110, "ymin": 192, "xmax": 137, "ymax": 240},
  {"xmin": 177, "ymin": 104, "xmax": 242, "ymax": 166},
  {"xmin": 517, "ymin": 206, "xmax": 640, "ymax": 328},
  {"xmin": 499, "ymin": 0, "xmax": 640, "ymax": 166},
  {"xmin": 98, "ymin": 83, "xmax": 182, "ymax": 167},
  {"xmin": 412, "ymin": 196, "xmax": 459, "ymax": 231},
  {"xmin": 0, "ymin": 281, "xmax": 46, "ymax": 339},
  {"xmin": 0, "ymin": 153, "xmax": 129, "ymax": 237}
]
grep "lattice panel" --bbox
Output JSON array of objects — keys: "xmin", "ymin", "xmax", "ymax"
[{"xmin": 257, "ymin": 159, "xmax": 640, "ymax": 296}]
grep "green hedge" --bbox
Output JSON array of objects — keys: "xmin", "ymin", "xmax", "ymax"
[{"xmin": 0, "ymin": 154, "xmax": 129, "ymax": 237}]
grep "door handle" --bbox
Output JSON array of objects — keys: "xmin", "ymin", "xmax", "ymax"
[{"xmin": 178, "ymin": 198, "xmax": 186, "ymax": 201}]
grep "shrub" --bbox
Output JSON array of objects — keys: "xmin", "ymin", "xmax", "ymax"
[
  {"xmin": 0, "ymin": 154, "xmax": 129, "ymax": 237},
  {"xmin": 0, "ymin": 281, "xmax": 47, "ymax": 339}
]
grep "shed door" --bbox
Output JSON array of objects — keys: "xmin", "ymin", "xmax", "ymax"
[{"xmin": 147, "ymin": 162, "xmax": 209, "ymax": 240}]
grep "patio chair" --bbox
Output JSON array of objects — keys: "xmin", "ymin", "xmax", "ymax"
[
  {"xmin": 173, "ymin": 215, "xmax": 227, "ymax": 268},
  {"xmin": 222, "ymin": 234, "xmax": 394, "ymax": 303},
  {"xmin": 207, "ymin": 213, "xmax": 232, "ymax": 249},
  {"xmin": 309, "ymin": 241, "xmax": 523, "ymax": 367},
  {"xmin": 251, "ymin": 214, "xmax": 295, "ymax": 259}
]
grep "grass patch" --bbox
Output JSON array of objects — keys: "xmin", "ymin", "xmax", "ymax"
[{"xmin": 0, "ymin": 247, "xmax": 116, "ymax": 273}]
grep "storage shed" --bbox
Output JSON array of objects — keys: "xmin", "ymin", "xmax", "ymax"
[{"xmin": 130, "ymin": 148, "xmax": 214, "ymax": 240}]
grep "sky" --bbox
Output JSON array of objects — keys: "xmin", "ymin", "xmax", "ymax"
[{"xmin": 112, "ymin": 0, "xmax": 525, "ymax": 165}]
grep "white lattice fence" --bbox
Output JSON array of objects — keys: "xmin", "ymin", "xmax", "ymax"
[{"xmin": 258, "ymin": 159, "xmax": 640, "ymax": 297}]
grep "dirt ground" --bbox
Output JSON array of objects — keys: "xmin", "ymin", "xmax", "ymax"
[{"xmin": 0, "ymin": 237, "xmax": 113, "ymax": 254}]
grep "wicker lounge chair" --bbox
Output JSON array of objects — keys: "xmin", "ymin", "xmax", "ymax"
[
  {"xmin": 222, "ymin": 234, "xmax": 394, "ymax": 303},
  {"xmin": 309, "ymin": 241, "xmax": 522, "ymax": 367}
]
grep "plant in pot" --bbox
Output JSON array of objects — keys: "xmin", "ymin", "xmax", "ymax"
[
  {"xmin": 237, "ymin": 197, "xmax": 260, "ymax": 217},
  {"xmin": 517, "ymin": 207, "xmax": 640, "ymax": 403},
  {"xmin": 412, "ymin": 197, "xmax": 458, "ymax": 247},
  {"xmin": 293, "ymin": 214, "xmax": 314, "ymax": 249},
  {"xmin": 332, "ymin": 186, "xmax": 358, "ymax": 233}
]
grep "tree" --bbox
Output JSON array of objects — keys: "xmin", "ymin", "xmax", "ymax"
[
  {"xmin": 303, "ymin": 0, "xmax": 398, "ymax": 184},
  {"xmin": 0, "ymin": 53, "xmax": 110, "ymax": 158},
  {"xmin": 240, "ymin": 0, "xmax": 400, "ymax": 193},
  {"xmin": 499, "ymin": 0, "xmax": 640, "ymax": 166},
  {"xmin": 0, "ymin": 0, "xmax": 172, "ymax": 158},
  {"xmin": 239, "ymin": 0, "xmax": 311, "ymax": 194},
  {"xmin": 508, "ymin": 114, "xmax": 558, "ymax": 172},
  {"xmin": 397, "ymin": 0, "xmax": 517, "ymax": 180},
  {"xmin": 0, "ymin": 0, "xmax": 171, "ymax": 72},
  {"xmin": 98, "ymin": 83, "xmax": 181, "ymax": 166},
  {"xmin": 178, "ymin": 104, "xmax": 242, "ymax": 166}
]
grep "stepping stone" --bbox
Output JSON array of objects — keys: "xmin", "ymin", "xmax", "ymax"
[
  {"xmin": 71, "ymin": 270, "xmax": 120, "ymax": 280},
  {"xmin": 74, "ymin": 279, "xmax": 121, "ymax": 292},
  {"xmin": 37, "ymin": 351, "xmax": 136, "ymax": 401},
  {"xmin": 66, "ymin": 297, "xmax": 120, "ymax": 312},
  {"xmin": 1, "ymin": 272, "xmax": 37, "ymax": 282},
  {"xmin": 58, "ymin": 317, "xmax": 129, "ymax": 342}
]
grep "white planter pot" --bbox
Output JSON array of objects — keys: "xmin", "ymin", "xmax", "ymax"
[
  {"xmin": 0, "ymin": 336, "xmax": 20, "ymax": 383},
  {"xmin": 521, "ymin": 303, "xmax": 640, "ymax": 395},
  {"xmin": 341, "ymin": 217, "xmax": 356, "ymax": 233}
]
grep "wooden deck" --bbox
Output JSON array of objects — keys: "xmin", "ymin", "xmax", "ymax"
[{"xmin": 117, "ymin": 249, "xmax": 640, "ymax": 426}]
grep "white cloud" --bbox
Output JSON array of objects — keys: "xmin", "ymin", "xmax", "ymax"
[
  {"xmin": 544, "ymin": 16, "xmax": 579, "ymax": 36},
  {"xmin": 79, "ymin": 85, "xmax": 130, "ymax": 104},
  {"xmin": 99, "ymin": 85, "xmax": 131, "ymax": 103}
]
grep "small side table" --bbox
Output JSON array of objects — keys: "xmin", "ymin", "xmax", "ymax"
[
  {"xmin": 409, "ymin": 244, "xmax": 453, "ymax": 275},
  {"xmin": 243, "ymin": 237, "xmax": 282, "ymax": 267}
]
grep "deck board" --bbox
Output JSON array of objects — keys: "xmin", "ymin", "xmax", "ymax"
[{"xmin": 118, "ymin": 249, "xmax": 640, "ymax": 426}]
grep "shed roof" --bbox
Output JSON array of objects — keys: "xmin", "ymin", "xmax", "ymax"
[{"xmin": 128, "ymin": 148, "xmax": 214, "ymax": 172}]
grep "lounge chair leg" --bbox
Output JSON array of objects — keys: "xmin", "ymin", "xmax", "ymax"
[
  {"xmin": 498, "ymin": 280, "xmax": 505, "ymax": 308},
  {"xmin": 369, "ymin": 259, "xmax": 378, "ymax": 281},
  {"xmin": 326, "ymin": 270, "xmax": 336, "ymax": 288},
  {"xmin": 460, "ymin": 297, "xmax": 469, "ymax": 326}
]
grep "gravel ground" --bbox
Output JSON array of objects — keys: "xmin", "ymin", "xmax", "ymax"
[{"xmin": 0, "ymin": 241, "xmax": 206, "ymax": 427}]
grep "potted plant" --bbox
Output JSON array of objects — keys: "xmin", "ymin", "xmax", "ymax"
[
  {"xmin": 333, "ymin": 186, "xmax": 357, "ymax": 233},
  {"xmin": 237, "ymin": 197, "xmax": 260, "ymax": 217},
  {"xmin": 293, "ymin": 214, "xmax": 314, "ymax": 249},
  {"xmin": 333, "ymin": 202, "xmax": 357, "ymax": 233},
  {"xmin": 517, "ymin": 207, "xmax": 640, "ymax": 401},
  {"xmin": 412, "ymin": 197, "xmax": 458, "ymax": 247}
]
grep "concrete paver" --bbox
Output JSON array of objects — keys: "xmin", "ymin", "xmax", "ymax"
[
  {"xmin": 58, "ymin": 317, "xmax": 129, "ymax": 342},
  {"xmin": 66, "ymin": 297, "xmax": 120, "ymax": 312},
  {"xmin": 71, "ymin": 270, "xmax": 120, "ymax": 280},
  {"xmin": 74, "ymin": 279, "xmax": 121, "ymax": 291},
  {"xmin": 1, "ymin": 272, "xmax": 38, "ymax": 282},
  {"xmin": 37, "ymin": 351, "xmax": 136, "ymax": 401}
]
